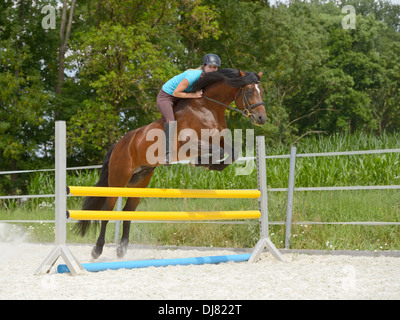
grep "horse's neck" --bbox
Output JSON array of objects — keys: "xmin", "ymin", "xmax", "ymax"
[
  {"xmin": 173, "ymin": 83, "xmax": 235, "ymax": 129},
  {"xmin": 204, "ymin": 82, "xmax": 235, "ymax": 106},
  {"xmin": 197, "ymin": 82, "xmax": 235, "ymax": 128}
]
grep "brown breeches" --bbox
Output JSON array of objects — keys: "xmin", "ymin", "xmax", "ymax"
[{"xmin": 157, "ymin": 89, "xmax": 180, "ymax": 122}]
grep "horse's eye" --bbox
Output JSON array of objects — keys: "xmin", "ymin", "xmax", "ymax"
[{"xmin": 247, "ymin": 89, "xmax": 253, "ymax": 95}]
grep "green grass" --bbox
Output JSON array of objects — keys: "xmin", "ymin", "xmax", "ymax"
[
  {"xmin": 1, "ymin": 132, "xmax": 400, "ymax": 251},
  {"xmin": 273, "ymin": 190, "xmax": 400, "ymax": 251}
]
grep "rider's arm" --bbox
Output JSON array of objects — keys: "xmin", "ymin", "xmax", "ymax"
[{"xmin": 173, "ymin": 79, "xmax": 202, "ymax": 99}]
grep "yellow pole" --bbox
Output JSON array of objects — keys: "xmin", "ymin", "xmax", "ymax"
[
  {"xmin": 68, "ymin": 186, "xmax": 261, "ymax": 199},
  {"xmin": 68, "ymin": 210, "xmax": 261, "ymax": 221}
]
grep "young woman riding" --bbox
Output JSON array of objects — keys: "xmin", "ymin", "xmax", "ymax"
[{"xmin": 157, "ymin": 53, "xmax": 221, "ymax": 164}]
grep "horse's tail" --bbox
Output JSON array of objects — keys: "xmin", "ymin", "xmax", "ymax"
[{"xmin": 73, "ymin": 143, "xmax": 116, "ymax": 237}]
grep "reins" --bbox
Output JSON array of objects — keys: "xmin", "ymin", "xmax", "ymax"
[{"xmin": 202, "ymin": 85, "xmax": 265, "ymax": 118}]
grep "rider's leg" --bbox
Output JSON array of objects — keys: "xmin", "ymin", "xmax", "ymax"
[
  {"xmin": 163, "ymin": 121, "xmax": 177, "ymax": 164},
  {"xmin": 157, "ymin": 90, "xmax": 178, "ymax": 164}
]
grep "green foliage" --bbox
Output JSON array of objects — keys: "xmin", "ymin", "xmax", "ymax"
[
  {"xmin": 0, "ymin": 1, "xmax": 56, "ymax": 193},
  {"xmin": 64, "ymin": 0, "xmax": 220, "ymax": 162}
]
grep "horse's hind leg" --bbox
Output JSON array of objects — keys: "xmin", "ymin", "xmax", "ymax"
[
  {"xmin": 116, "ymin": 197, "xmax": 140, "ymax": 258},
  {"xmin": 92, "ymin": 220, "xmax": 108, "ymax": 259},
  {"xmin": 92, "ymin": 197, "xmax": 118, "ymax": 259},
  {"xmin": 116, "ymin": 168, "xmax": 155, "ymax": 258},
  {"xmin": 117, "ymin": 221, "xmax": 131, "ymax": 258}
]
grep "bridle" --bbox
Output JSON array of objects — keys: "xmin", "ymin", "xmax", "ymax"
[{"xmin": 202, "ymin": 84, "xmax": 265, "ymax": 118}]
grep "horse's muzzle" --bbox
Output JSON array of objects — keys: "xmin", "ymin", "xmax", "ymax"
[{"xmin": 250, "ymin": 112, "xmax": 267, "ymax": 126}]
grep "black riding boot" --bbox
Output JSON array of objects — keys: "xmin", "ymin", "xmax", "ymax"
[{"xmin": 163, "ymin": 121, "xmax": 176, "ymax": 165}]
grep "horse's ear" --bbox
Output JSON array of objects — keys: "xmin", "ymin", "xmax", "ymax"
[
  {"xmin": 238, "ymin": 69, "xmax": 246, "ymax": 77},
  {"xmin": 258, "ymin": 72, "xmax": 263, "ymax": 78}
]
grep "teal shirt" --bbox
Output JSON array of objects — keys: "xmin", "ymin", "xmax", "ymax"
[{"xmin": 162, "ymin": 70, "xmax": 202, "ymax": 95}]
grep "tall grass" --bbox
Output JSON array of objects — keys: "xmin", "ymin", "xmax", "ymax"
[{"xmin": 1, "ymin": 132, "xmax": 399, "ymax": 250}]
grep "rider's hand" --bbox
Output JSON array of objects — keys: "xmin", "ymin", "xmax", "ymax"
[{"xmin": 193, "ymin": 90, "xmax": 203, "ymax": 98}]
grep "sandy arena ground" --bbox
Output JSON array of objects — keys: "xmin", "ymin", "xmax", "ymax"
[{"xmin": 0, "ymin": 224, "xmax": 399, "ymax": 300}]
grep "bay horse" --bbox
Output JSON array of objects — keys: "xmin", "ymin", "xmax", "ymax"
[{"xmin": 74, "ymin": 68, "xmax": 266, "ymax": 259}]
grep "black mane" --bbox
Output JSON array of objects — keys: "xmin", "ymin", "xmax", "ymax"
[{"xmin": 189, "ymin": 68, "xmax": 260, "ymax": 92}]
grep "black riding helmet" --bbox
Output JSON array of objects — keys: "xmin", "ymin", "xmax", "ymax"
[{"xmin": 202, "ymin": 53, "xmax": 221, "ymax": 67}]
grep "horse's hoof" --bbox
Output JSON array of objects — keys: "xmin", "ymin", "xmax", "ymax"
[
  {"xmin": 117, "ymin": 245, "xmax": 127, "ymax": 258},
  {"xmin": 91, "ymin": 246, "xmax": 102, "ymax": 259}
]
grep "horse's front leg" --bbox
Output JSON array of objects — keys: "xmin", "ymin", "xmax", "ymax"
[
  {"xmin": 189, "ymin": 139, "xmax": 222, "ymax": 169},
  {"xmin": 208, "ymin": 139, "xmax": 239, "ymax": 171},
  {"xmin": 190, "ymin": 139, "xmax": 238, "ymax": 171}
]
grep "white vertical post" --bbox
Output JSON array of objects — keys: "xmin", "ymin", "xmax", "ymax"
[
  {"xmin": 35, "ymin": 121, "xmax": 84, "ymax": 275},
  {"xmin": 248, "ymin": 136, "xmax": 285, "ymax": 263},
  {"xmin": 285, "ymin": 146, "xmax": 297, "ymax": 249},
  {"xmin": 256, "ymin": 136, "xmax": 269, "ymax": 239},
  {"xmin": 55, "ymin": 120, "xmax": 67, "ymax": 245},
  {"xmin": 114, "ymin": 197, "xmax": 122, "ymax": 244}
]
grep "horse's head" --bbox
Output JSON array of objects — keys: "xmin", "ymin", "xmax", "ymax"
[
  {"xmin": 190, "ymin": 68, "xmax": 267, "ymax": 125},
  {"xmin": 236, "ymin": 70, "xmax": 267, "ymax": 126}
]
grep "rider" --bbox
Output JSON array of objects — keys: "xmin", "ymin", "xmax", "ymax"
[{"xmin": 157, "ymin": 53, "xmax": 221, "ymax": 164}]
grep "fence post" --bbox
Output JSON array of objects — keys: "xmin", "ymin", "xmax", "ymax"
[
  {"xmin": 285, "ymin": 146, "xmax": 297, "ymax": 249},
  {"xmin": 256, "ymin": 136, "xmax": 269, "ymax": 240},
  {"xmin": 54, "ymin": 120, "xmax": 67, "ymax": 246},
  {"xmin": 248, "ymin": 136, "xmax": 285, "ymax": 263},
  {"xmin": 35, "ymin": 121, "xmax": 84, "ymax": 275},
  {"xmin": 114, "ymin": 197, "xmax": 122, "ymax": 244}
]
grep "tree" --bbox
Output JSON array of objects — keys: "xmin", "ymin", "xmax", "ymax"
[
  {"xmin": 55, "ymin": 0, "xmax": 76, "ymax": 120},
  {"xmin": 0, "ymin": 1, "xmax": 52, "ymax": 193},
  {"xmin": 65, "ymin": 0, "xmax": 221, "ymax": 163}
]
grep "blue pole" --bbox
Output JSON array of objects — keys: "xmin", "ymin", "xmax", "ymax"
[{"xmin": 57, "ymin": 254, "xmax": 251, "ymax": 273}]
